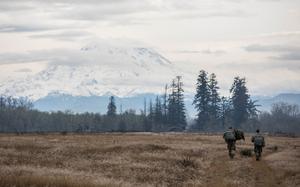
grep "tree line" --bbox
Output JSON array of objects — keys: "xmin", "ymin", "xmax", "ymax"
[
  {"xmin": 191, "ymin": 70, "xmax": 258, "ymax": 131},
  {"xmin": 0, "ymin": 70, "xmax": 299, "ymax": 134}
]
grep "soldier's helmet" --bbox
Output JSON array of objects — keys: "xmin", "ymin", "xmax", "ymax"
[
  {"xmin": 229, "ymin": 126, "xmax": 233, "ymax": 129},
  {"xmin": 256, "ymin": 129, "xmax": 260, "ymax": 133}
]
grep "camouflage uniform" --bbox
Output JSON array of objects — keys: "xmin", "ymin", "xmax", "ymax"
[
  {"xmin": 223, "ymin": 129, "xmax": 236, "ymax": 158},
  {"xmin": 251, "ymin": 132, "xmax": 265, "ymax": 161}
]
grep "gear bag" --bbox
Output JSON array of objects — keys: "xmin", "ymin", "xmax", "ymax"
[
  {"xmin": 224, "ymin": 131, "xmax": 235, "ymax": 141},
  {"xmin": 254, "ymin": 135, "xmax": 264, "ymax": 146},
  {"xmin": 234, "ymin": 129, "xmax": 245, "ymax": 140}
]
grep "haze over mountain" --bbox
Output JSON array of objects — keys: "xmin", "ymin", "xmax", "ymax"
[{"xmin": 0, "ymin": 41, "xmax": 188, "ymax": 101}]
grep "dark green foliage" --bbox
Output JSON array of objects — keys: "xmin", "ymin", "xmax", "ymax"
[
  {"xmin": 208, "ymin": 73, "xmax": 221, "ymax": 119},
  {"xmin": 220, "ymin": 96, "xmax": 232, "ymax": 128},
  {"xmin": 193, "ymin": 71, "xmax": 222, "ymax": 131},
  {"xmin": 0, "ymin": 76, "xmax": 188, "ymax": 133},
  {"xmin": 167, "ymin": 79, "xmax": 177, "ymax": 126},
  {"xmin": 193, "ymin": 70, "xmax": 210, "ymax": 130},
  {"xmin": 167, "ymin": 76, "xmax": 187, "ymax": 131},
  {"xmin": 229, "ymin": 77, "xmax": 258, "ymax": 129},
  {"xmin": 148, "ymin": 99, "xmax": 154, "ymax": 123},
  {"xmin": 191, "ymin": 71, "xmax": 260, "ymax": 132},
  {"xmin": 0, "ymin": 96, "xmax": 146, "ymax": 133},
  {"xmin": 230, "ymin": 77, "xmax": 249, "ymax": 128},
  {"xmin": 107, "ymin": 96, "xmax": 117, "ymax": 117},
  {"xmin": 240, "ymin": 149, "xmax": 252, "ymax": 157},
  {"xmin": 154, "ymin": 96, "xmax": 163, "ymax": 123},
  {"xmin": 6, "ymin": 72, "xmax": 300, "ymax": 134},
  {"xmin": 162, "ymin": 84, "xmax": 168, "ymax": 123}
]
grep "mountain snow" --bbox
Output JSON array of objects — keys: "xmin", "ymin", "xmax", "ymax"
[{"xmin": 0, "ymin": 43, "xmax": 182, "ymax": 101}]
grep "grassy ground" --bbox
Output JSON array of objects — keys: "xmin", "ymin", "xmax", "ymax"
[{"xmin": 0, "ymin": 133, "xmax": 299, "ymax": 187}]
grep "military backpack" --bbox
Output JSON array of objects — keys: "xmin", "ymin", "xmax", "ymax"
[
  {"xmin": 254, "ymin": 135, "xmax": 265, "ymax": 146},
  {"xmin": 224, "ymin": 131, "xmax": 235, "ymax": 141},
  {"xmin": 234, "ymin": 129, "xmax": 245, "ymax": 140}
]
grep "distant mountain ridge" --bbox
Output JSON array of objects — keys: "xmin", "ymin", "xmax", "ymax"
[
  {"xmin": 32, "ymin": 93, "xmax": 300, "ymax": 117},
  {"xmin": 34, "ymin": 93, "xmax": 159, "ymax": 114},
  {"xmin": 254, "ymin": 93, "xmax": 300, "ymax": 111}
]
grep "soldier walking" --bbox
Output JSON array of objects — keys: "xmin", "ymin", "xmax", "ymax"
[
  {"xmin": 223, "ymin": 127, "xmax": 236, "ymax": 158},
  {"xmin": 251, "ymin": 129, "xmax": 265, "ymax": 161}
]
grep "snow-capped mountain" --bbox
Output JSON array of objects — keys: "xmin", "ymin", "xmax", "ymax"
[{"xmin": 0, "ymin": 42, "xmax": 181, "ymax": 101}]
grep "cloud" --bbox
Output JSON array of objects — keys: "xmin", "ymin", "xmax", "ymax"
[
  {"xmin": 0, "ymin": 49, "xmax": 88, "ymax": 66},
  {"xmin": 244, "ymin": 44, "xmax": 300, "ymax": 62},
  {"xmin": 174, "ymin": 49, "xmax": 226, "ymax": 55},
  {"xmin": 244, "ymin": 44, "xmax": 300, "ymax": 52},
  {"xmin": 271, "ymin": 52, "xmax": 300, "ymax": 61},
  {"xmin": 0, "ymin": 38, "xmax": 151, "ymax": 66},
  {"xmin": 0, "ymin": 0, "xmax": 249, "ymax": 33},
  {"xmin": 0, "ymin": 24, "xmax": 56, "ymax": 33},
  {"xmin": 0, "ymin": 2, "xmax": 34, "ymax": 12},
  {"xmin": 29, "ymin": 30, "xmax": 93, "ymax": 41},
  {"xmin": 217, "ymin": 60, "xmax": 300, "ymax": 71},
  {"xmin": 0, "ymin": 51, "xmax": 48, "ymax": 65},
  {"xmin": 15, "ymin": 68, "xmax": 32, "ymax": 73},
  {"xmin": 258, "ymin": 31, "xmax": 300, "ymax": 38},
  {"xmin": 170, "ymin": 9, "xmax": 248, "ymax": 20}
]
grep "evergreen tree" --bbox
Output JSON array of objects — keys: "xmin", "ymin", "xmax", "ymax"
[
  {"xmin": 143, "ymin": 98, "xmax": 147, "ymax": 116},
  {"xmin": 247, "ymin": 99, "xmax": 260, "ymax": 118},
  {"xmin": 175, "ymin": 76, "xmax": 187, "ymax": 129},
  {"xmin": 154, "ymin": 96, "xmax": 163, "ymax": 123},
  {"xmin": 220, "ymin": 96, "xmax": 231, "ymax": 128},
  {"xmin": 167, "ymin": 76, "xmax": 186, "ymax": 130},
  {"xmin": 162, "ymin": 84, "xmax": 168, "ymax": 123},
  {"xmin": 148, "ymin": 99, "xmax": 154, "ymax": 123},
  {"xmin": 167, "ymin": 79, "xmax": 177, "ymax": 126},
  {"xmin": 229, "ymin": 77, "xmax": 257, "ymax": 128},
  {"xmin": 107, "ymin": 96, "xmax": 117, "ymax": 117},
  {"xmin": 193, "ymin": 70, "xmax": 210, "ymax": 130},
  {"xmin": 208, "ymin": 73, "xmax": 221, "ymax": 119}
]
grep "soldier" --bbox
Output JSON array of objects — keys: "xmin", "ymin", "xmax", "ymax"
[
  {"xmin": 223, "ymin": 127, "xmax": 236, "ymax": 158},
  {"xmin": 251, "ymin": 129, "xmax": 265, "ymax": 161}
]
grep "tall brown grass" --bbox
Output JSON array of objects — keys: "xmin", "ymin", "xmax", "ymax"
[{"xmin": 0, "ymin": 133, "xmax": 299, "ymax": 187}]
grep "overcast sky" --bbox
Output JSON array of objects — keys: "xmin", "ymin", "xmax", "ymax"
[{"xmin": 0, "ymin": 0, "xmax": 300, "ymax": 96}]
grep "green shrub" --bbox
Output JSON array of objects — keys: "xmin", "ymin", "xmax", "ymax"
[{"xmin": 240, "ymin": 149, "xmax": 252, "ymax": 157}]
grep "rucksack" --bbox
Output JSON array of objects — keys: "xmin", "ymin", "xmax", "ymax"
[
  {"xmin": 254, "ymin": 135, "xmax": 264, "ymax": 146},
  {"xmin": 224, "ymin": 131, "xmax": 235, "ymax": 141},
  {"xmin": 234, "ymin": 129, "xmax": 245, "ymax": 140}
]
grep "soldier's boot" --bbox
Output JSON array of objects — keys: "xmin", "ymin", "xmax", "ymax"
[
  {"xmin": 255, "ymin": 151, "xmax": 260, "ymax": 161},
  {"xmin": 229, "ymin": 150, "xmax": 234, "ymax": 159}
]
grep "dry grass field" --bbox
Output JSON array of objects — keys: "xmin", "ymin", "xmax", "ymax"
[{"xmin": 0, "ymin": 133, "xmax": 299, "ymax": 187}]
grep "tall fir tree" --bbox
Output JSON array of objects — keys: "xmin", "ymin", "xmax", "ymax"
[
  {"xmin": 107, "ymin": 96, "xmax": 117, "ymax": 117},
  {"xmin": 220, "ymin": 96, "xmax": 231, "ymax": 128},
  {"xmin": 154, "ymin": 96, "xmax": 163, "ymax": 123},
  {"xmin": 175, "ymin": 76, "xmax": 187, "ymax": 129},
  {"xmin": 167, "ymin": 79, "xmax": 177, "ymax": 126},
  {"xmin": 143, "ymin": 98, "xmax": 147, "ymax": 116},
  {"xmin": 193, "ymin": 70, "xmax": 210, "ymax": 130},
  {"xmin": 148, "ymin": 99, "xmax": 154, "ymax": 123},
  {"xmin": 208, "ymin": 73, "xmax": 221, "ymax": 124},
  {"xmin": 167, "ymin": 76, "xmax": 187, "ymax": 130},
  {"xmin": 162, "ymin": 84, "xmax": 168, "ymax": 123},
  {"xmin": 229, "ymin": 77, "xmax": 257, "ymax": 128}
]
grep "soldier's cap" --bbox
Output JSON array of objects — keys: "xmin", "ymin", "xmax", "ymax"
[{"xmin": 256, "ymin": 129, "xmax": 260, "ymax": 133}]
